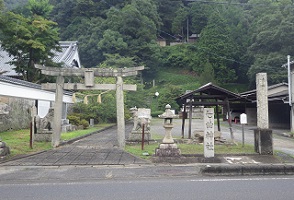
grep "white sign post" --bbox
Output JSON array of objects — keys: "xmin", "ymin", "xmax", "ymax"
[
  {"xmin": 204, "ymin": 108, "xmax": 214, "ymax": 158},
  {"xmin": 240, "ymin": 113, "xmax": 247, "ymax": 148}
]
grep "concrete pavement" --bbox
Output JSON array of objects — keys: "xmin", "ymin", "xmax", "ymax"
[
  {"xmin": 0, "ymin": 124, "xmax": 149, "ymax": 166},
  {"xmin": 0, "ymin": 119, "xmax": 294, "ymax": 181}
]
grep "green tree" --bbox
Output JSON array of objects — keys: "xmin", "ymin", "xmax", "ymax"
[
  {"xmin": 188, "ymin": 2, "xmax": 210, "ymax": 34},
  {"xmin": 247, "ymin": 0, "xmax": 294, "ymax": 86},
  {"xmin": 98, "ymin": 29, "xmax": 128, "ymax": 56},
  {"xmin": 0, "ymin": 0, "xmax": 59, "ymax": 82},
  {"xmin": 171, "ymin": 6, "xmax": 188, "ymax": 38},
  {"xmin": 100, "ymin": 54, "xmax": 136, "ymax": 68},
  {"xmin": 157, "ymin": 0, "xmax": 182, "ymax": 41},
  {"xmin": 28, "ymin": 0, "xmax": 53, "ymax": 17},
  {"xmin": 0, "ymin": 0, "xmax": 4, "ymax": 11},
  {"xmin": 198, "ymin": 62, "xmax": 216, "ymax": 85}
]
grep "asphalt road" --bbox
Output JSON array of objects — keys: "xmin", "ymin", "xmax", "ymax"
[{"xmin": 0, "ymin": 176, "xmax": 294, "ymax": 200}]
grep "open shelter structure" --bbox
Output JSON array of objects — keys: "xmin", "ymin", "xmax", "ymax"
[{"xmin": 176, "ymin": 83, "xmax": 250, "ymax": 140}]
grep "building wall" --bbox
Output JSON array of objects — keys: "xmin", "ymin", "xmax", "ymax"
[
  {"xmin": 269, "ymin": 103, "xmax": 290, "ymax": 129},
  {"xmin": 245, "ymin": 103, "xmax": 290, "ymax": 129}
]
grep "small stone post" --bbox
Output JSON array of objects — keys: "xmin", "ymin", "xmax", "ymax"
[
  {"xmin": 30, "ymin": 105, "xmax": 37, "ymax": 143},
  {"xmin": 254, "ymin": 73, "xmax": 273, "ymax": 154}
]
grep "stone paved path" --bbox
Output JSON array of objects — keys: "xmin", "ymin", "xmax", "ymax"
[{"xmin": 1, "ymin": 124, "xmax": 150, "ymax": 166}]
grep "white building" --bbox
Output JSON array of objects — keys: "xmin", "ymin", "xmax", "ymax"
[{"xmin": 0, "ymin": 41, "xmax": 80, "ymax": 131}]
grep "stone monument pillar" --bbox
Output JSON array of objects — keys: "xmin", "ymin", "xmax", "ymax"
[
  {"xmin": 204, "ymin": 108, "xmax": 214, "ymax": 158},
  {"xmin": 254, "ymin": 73, "xmax": 273, "ymax": 155},
  {"xmin": 155, "ymin": 104, "xmax": 181, "ymax": 157}
]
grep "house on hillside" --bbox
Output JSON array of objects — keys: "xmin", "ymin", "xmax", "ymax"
[
  {"xmin": 188, "ymin": 33, "xmax": 200, "ymax": 43},
  {"xmin": 157, "ymin": 36, "xmax": 167, "ymax": 47},
  {"xmin": 0, "ymin": 41, "xmax": 80, "ymax": 132}
]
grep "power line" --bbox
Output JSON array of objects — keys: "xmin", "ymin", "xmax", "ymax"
[{"xmin": 180, "ymin": 0, "xmax": 294, "ymax": 7}]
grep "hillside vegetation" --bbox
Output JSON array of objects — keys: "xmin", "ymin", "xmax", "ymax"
[{"xmin": 0, "ymin": 0, "xmax": 292, "ymax": 122}]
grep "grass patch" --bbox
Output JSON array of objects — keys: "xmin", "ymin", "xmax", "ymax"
[
  {"xmin": 0, "ymin": 123, "xmax": 114, "ymax": 158},
  {"xmin": 0, "ymin": 129, "xmax": 52, "ymax": 157},
  {"xmin": 125, "ymin": 142, "xmax": 255, "ymax": 159}
]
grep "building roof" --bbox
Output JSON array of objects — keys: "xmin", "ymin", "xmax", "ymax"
[
  {"xmin": 176, "ymin": 82, "xmax": 249, "ymax": 106},
  {"xmin": 0, "ymin": 74, "xmax": 41, "ymax": 89},
  {"xmin": 0, "ymin": 75, "xmax": 73, "ymax": 103},
  {"xmin": 0, "ymin": 41, "xmax": 81, "ymax": 76},
  {"xmin": 240, "ymin": 82, "xmax": 289, "ymax": 103},
  {"xmin": 0, "ymin": 75, "xmax": 73, "ymax": 97}
]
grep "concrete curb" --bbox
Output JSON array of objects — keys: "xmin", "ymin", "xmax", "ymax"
[{"xmin": 200, "ymin": 164, "xmax": 294, "ymax": 176}]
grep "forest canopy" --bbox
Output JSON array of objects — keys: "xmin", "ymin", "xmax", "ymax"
[{"xmin": 2, "ymin": 0, "xmax": 294, "ymax": 88}]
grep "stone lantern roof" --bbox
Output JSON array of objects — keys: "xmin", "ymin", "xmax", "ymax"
[{"xmin": 158, "ymin": 104, "xmax": 179, "ymax": 119}]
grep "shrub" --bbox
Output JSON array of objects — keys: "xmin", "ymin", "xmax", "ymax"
[
  {"xmin": 80, "ymin": 119, "xmax": 89, "ymax": 129},
  {"xmin": 67, "ymin": 115, "xmax": 80, "ymax": 126}
]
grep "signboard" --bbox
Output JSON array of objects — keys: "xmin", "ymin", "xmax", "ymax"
[
  {"xmin": 137, "ymin": 108, "xmax": 151, "ymax": 119},
  {"xmin": 204, "ymin": 108, "xmax": 214, "ymax": 158},
  {"xmin": 240, "ymin": 113, "xmax": 247, "ymax": 125}
]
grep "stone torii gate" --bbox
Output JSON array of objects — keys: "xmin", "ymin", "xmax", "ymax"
[{"xmin": 35, "ymin": 64, "xmax": 144, "ymax": 148}]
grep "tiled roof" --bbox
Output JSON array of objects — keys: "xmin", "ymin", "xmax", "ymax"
[
  {"xmin": 0, "ymin": 75, "xmax": 41, "ymax": 89},
  {"xmin": 0, "ymin": 75, "xmax": 73, "ymax": 95},
  {"xmin": 51, "ymin": 41, "xmax": 81, "ymax": 68},
  {"xmin": 0, "ymin": 41, "xmax": 81, "ymax": 76}
]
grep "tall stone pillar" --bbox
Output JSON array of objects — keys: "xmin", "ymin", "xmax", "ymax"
[
  {"xmin": 52, "ymin": 75, "xmax": 64, "ymax": 147},
  {"xmin": 116, "ymin": 76, "xmax": 125, "ymax": 149},
  {"xmin": 289, "ymin": 55, "xmax": 294, "ymax": 132},
  {"xmin": 254, "ymin": 73, "xmax": 273, "ymax": 154}
]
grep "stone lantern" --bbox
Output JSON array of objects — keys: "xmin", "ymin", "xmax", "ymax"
[{"xmin": 155, "ymin": 104, "xmax": 181, "ymax": 157}]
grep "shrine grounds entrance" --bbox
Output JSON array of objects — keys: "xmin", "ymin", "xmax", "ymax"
[{"xmin": 35, "ymin": 64, "xmax": 144, "ymax": 148}]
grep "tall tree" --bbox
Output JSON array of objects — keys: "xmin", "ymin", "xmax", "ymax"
[
  {"xmin": 0, "ymin": 0, "xmax": 4, "ymax": 11},
  {"xmin": 0, "ymin": 0, "xmax": 59, "ymax": 82},
  {"xmin": 171, "ymin": 6, "xmax": 188, "ymax": 40},
  {"xmin": 247, "ymin": 0, "xmax": 294, "ymax": 86},
  {"xmin": 28, "ymin": 0, "xmax": 53, "ymax": 17}
]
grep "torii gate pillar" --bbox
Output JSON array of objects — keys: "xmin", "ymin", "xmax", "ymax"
[
  {"xmin": 52, "ymin": 75, "xmax": 64, "ymax": 147},
  {"xmin": 116, "ymin": 76, "xmax": 125, "ymax": 148}
]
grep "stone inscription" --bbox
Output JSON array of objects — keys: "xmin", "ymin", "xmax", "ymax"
[{"xmin": 204, "ymin": 108, "xmax": 214, "ymax": 158}]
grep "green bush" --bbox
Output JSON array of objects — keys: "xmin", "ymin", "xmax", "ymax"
[
  {"xmin": 151, "ymin": 111, "xmax": 163, "ymax": 118},
  {"xmin": 67, "ymin": 115, "xmax": 80, "ymax": 126},
  {"xmin": 80, "ymin": 119, "xmax": 89, "ymax": 129}
]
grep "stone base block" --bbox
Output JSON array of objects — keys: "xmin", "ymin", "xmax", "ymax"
[
  {"xmin": 155, "ymin": 143, "xmax": 181, "ymax": 157},
  {"xmin": 128, "ymin": 131, "xmax": 151, "ymax": 141},
  {"xmin": 254, "ymin": 128, "xmax": 273, "ymax": 155},
  {"xmin": 35, "ymin": 131, "xmax": 52, "ymax": 142}
]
